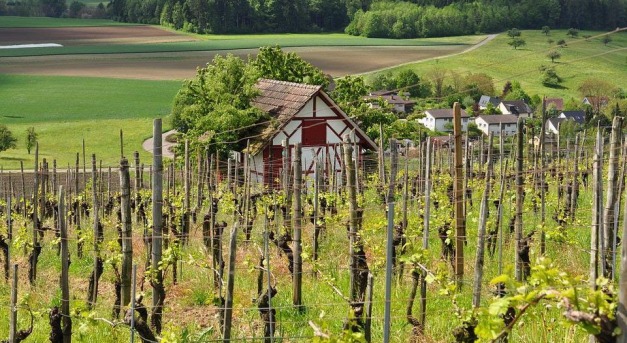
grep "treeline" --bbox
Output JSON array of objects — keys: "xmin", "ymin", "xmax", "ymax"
[
  {"xmin": 109, "ymin": 0, "xmax": 357, "ymax": 33},
  {"xmin": 346, "ymin": 0, "xmax": 627, "ymax": 38}
]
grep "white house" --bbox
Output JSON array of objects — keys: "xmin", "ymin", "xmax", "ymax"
[
  {"xmin": 475, "ymin": 114, "xmax": 519, "ymax": 136},
  {"xmin": 545, "ymin": 117, "xmax": 565, "ymax": 134},
  {"xmin": 247, "ymin": 79, "xmax": 377, "ymax": 188},
  {"xmin": 499, "ymin": 100, "xmax": 533, "ymax": 118},
  {"xmin": 364, "ymin": 91, "xmax": 415, "ymax": 114},
  {"xmin": 419, "ymin": 108, "xmax": 469, "ymax": 132},
  {"xmin": 478, "ymin": 95, "xmax": 500, "ymax": 110},
  {"xmin": 558, "ymin": 110, "xmax": 586, "ymax": 124}
]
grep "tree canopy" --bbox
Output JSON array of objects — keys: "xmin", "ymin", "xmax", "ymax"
[
  {"xmin": 170, "ymin": 46, "xmax": 331, "ymax": 154},
  {"xmin": 0, "ymin": 125, "xmax": 17, "ymax": 154}
]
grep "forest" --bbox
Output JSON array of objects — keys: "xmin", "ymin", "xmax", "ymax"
[{"xmin": 2, "ymin": 0, "xmax": 625, "ymax": 36}]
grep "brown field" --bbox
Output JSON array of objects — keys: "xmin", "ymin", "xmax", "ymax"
[
  {"xmin": 0, "ymin": 25, "xmax": 472, "ymax": 79},
  {"xmin": 0, "ymin": 25, "xmax": 197, "ymax": 45}
]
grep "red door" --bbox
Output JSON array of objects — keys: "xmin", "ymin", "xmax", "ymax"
[{"xmin": 263, "ymin": 145, "xmax": 284, "ymax": 189}]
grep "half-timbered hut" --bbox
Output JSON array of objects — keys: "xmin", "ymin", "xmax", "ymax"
[{"xmin": 247, "ymin": 79, "xmax": 377, "ymax": 187}]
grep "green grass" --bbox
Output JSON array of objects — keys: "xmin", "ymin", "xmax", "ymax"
[
  {"xmin": 0, "ymin": 16, "xmax": 134, "ymax": 28},
  {"xmin": 0, "ymin": 31, "xmax": 485, "ymax": 57},
  {"xmin": 365, "ymin": 29, "xmax": 627, "ymax": 101},
  {"xmin": 0, "ymin": 75, "xmax": 180, "ymax": 169}
]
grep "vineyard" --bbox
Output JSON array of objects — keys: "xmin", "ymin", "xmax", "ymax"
[{"xmin": 0, "ymin": 110, "xmax": 626, "ymax": 342}]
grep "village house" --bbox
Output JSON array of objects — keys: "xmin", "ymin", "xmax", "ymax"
[
  {"xmin": 418, "ymin": 108, "xmax": 470, "ymax": 132},
  {"xmin": 544, "ymin": 97, "xmax": 564, "ymax": 112},
  {"xmin": 478, "ymin": 95, "xmax": 500, "ymax": 110},
  {"xmin": 363, "ymin": 90, "xmax": 415, "ymax": 114},
  {"xmin": 498, "ymin": 100, "xmax": 533, "ymax": 118},
  {"xmin": 583, "ymin": 96, "xmax": 609, "ymax": 111},
  {"xmin": 475, "ymin": 114, "xmax": 518, "ymax": 136},
  {"xmin": 247, "ymin": 79, "xmax": 377, "ymax": 187},
  {"xmin": 545, "ymin": 110, "xmax": 586, "ymax": 134}
]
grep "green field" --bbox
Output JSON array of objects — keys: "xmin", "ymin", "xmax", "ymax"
[
  {"xmin": 0, "ymin": 16, "xmax": 133, "ymax": 28},
  {"xmin": 0, "ymin": 75, "xmax": 180, "ymax": 169},
  {"xmin": 365, "ymin": 29, "xmax": 627, "ymax": 101},
  {"xmin": 0, "ymin": 32, "xmax": 483, "ymax": 58}
]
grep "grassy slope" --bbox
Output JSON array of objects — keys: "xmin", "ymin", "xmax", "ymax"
[
  {"xmin": 365, "ymin": 29, "xmax": 627, "ymax": 101},
  {"xmin": 0, "ymin": 75, "xmax": 180, "ymax": 169}
]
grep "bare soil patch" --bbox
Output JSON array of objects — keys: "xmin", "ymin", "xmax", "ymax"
[
  {"xmin": 0, "ymin": 45, "xmax": 466, "ymax": 80},
  {"xmin": 0, "ymin": 25, "xmax": 196, "ymax": 46}
]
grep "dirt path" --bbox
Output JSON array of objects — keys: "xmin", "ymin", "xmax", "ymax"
[{"xmin": 142, "ymin": 129, "xmax": 178, "ymax": 159}]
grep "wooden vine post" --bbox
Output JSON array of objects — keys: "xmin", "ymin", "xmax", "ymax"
[
  {"xmin": 452, "ymin": 102, "xmax": 465, "ymax": 286},
  {"xmin": 223, "ymin": 223, "xmax": 239, "ymax": 341},
  {"xmin": 29, "ymin": 143, "xmax": 39, "ymax": 285},
  {"xmin": 183, "ymin": 139, "xmax": 190, "ymax": 244},
  {"xmin": 119, "ymin": 157, "xmax": 133, "ymax": 309},
  {"xmin": 617, "ymin": 149, "xmax": 627, "ymax": 342},
  {"xmin": 539, "ymin": 97, "xmax": 547, "ymax": 254},
  {"xmin": 383, "ymin": 138, "xmax": 398, "ymax": 343},
  {"xmin": 292, "ymin": 143, "xmax": 303, "ymax": 310},
  {"xmin": 151, "ymin": 118, "xmax": 165, "ymax": 334},
  {"xmin": 88, "ymin": 154, "xmax": 102, "ymax": 308},
  {"xmin": 472, "ymin": 133, "xmax": 493, "ymax": 307},
  {"xmin": 59, "ymin": 186, "xmax": 72, "ymax": 343},
  {"xmin": 590, "ymin": 128, "xmax": 603, "ymax": 291},
  {"xmin": 9, "ymin": 264, "xmax": 17, "ymax": 343},
  {"xmin": 344, "ymin": 134, "xmax": 358, "ymax": 300},
  {"xmin": 419, "ymin": 138, "xmax": 432, "ymax": 326},
  {"xmin": 603, "ymin": 116, "xmax": 623, "ymax": 278},
  {"xmin": 515, "ymin": 117, "xmax": 524, "ymax": 281}
]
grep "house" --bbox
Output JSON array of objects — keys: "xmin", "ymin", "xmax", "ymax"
[
  {"xmin": 498, "ymin": 100, "xmax": 533, "ymax": 118},
  {"xmin": 475, "ymin": 114, "xmax": 519, "ymax": 136},
  {"xmin": 558, "ymin": 110, "xmax": 586, "ymax": 124},
  {"xmin": 545, "ymin": 117, "xmax": 565, "ymax": 134},
  {"xmin": 478, "ymin": 95, "xmax": 500, "ymax": 110},
  {"xmin": 364, "ymin": 91, "xmax": 415, "ymax": 114},
  {"xmin": 583, "ymin": 96, "xmax": 609, "ymax": 111},
  {"xmin": 247, "ymin": 79, "xmax": 377, "ymax": 187},
  {"xmin": 544, "ymin": 98, "xmax": 564, "ymax": 111},
  {"xmin": 545, "ymin": 110, "xmax": 586, "ymax": 134},
  {"xmin": 530, "ymin": 135, "xmax": 558, "ymax": 151},
  {"xmin": 419, "ymin": 108, "xmax": 470, "ymax": 132}
]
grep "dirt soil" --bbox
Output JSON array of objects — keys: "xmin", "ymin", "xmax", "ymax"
[
  {"xmin": 0, "ymin": 25, "xmax": 196, "ymax": 46},
  {"xmin": 0, "ymin": 26, "xmax": 471, "ymax": 79}
]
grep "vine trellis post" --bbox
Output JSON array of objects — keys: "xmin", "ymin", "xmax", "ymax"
[{"xmin": 453, "ymin": 102, "xmax": 465, "ymax": 286}]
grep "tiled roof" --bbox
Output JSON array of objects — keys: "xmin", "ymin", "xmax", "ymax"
[
  {"xmin": 477, "ymin": 114, "xmax": 519, "ymax": 124},
  {"xmin": 424, "ymin": 108, "xmax": 469, "ymax": 118},
  {"xmin": 251, "ymin": 79, "xmax": 321, "ymax": 119}
]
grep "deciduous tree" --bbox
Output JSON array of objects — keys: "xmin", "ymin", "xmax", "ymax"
[
  {"xmin": 25, "ymin": 127, "xmax": 37, "ymax": 155},
  {"xmin": 508, "ymin": 37, "xmax": 526, "ymax": 49},
  {"xmin": 0, "ymin": 125, "xmax": 17, "ymax": 154},
  {"xmin": 542, "ymin": 25, "xmax": 550, "ymax": 35}
]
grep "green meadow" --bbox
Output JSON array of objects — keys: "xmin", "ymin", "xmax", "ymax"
[
  {"xmin": 365, "ymin": 29, "xmax": 627, "ymax": 101},
  {"xmin": 0, "ymin": 75, "xmax": 180, "ymax": 169},
  {"xmin": 0, "ymin": 32, "xmax": 483, "ymax": 58}
]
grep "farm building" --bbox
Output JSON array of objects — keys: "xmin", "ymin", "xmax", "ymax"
[
  {"xmin": 475, "ymin": 114, "xmax": 518, "ymax": 136},
  {"xmin": 363, "ymin": 91, "xmax": 415, "ymax": 114},
  {"xmin": 246, "ymin": 79, "xmax": 377, "ymax": 188}
]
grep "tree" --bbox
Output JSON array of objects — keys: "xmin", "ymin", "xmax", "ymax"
[
  {"xmin": 539, "ymin": 66, "xmax": 562, "ymax": 87},
  {"xmin": 251, "ymin": 45, "xmax": 329, "ymax": 89},
  {"xmin": 546, "ymin": 50, "xmax": 561, "ymax": 63},
  {"xmin": 395, "ymin": 70, "xmax": 425, "ymax": 97},
  {"xmin": 578, "ymin": 78, "xmax": 616, "ymax": 114},
  {"xmin": 567, "ymin": 28, "xmax": 579, "ymax": 38},
  {"xmin": 484, "ymin": 103, "xmax": 501, "ymax": 114},
  {"xmin": 26, "ymin": 127, "xmax": 37, "ymax": 155},
  {"xmin": 541, "ymin": 26, "xmax": 550, "ymax": 35},
  {"xmin": 508, "ymin": 37, "xmax": 526, "ymax": 49},
  {"xmin": 332, "ymin": 75, "xmax": 368, "ymax": 104},
  {"xmin": 557, "ymin": 39, "xmax": 567, "ymax": 46},
  {"xmin": 602, "ymin": 35, "xmax": 612, "ymax": 46},
  {"xmin": 426, "ymin": 67, "xmax": 447, "ymax": 98},
  {"xmin": 507, "ymin": 28, "xmax": 521, "ymax": 38},
  {"xmin": 0, "ymin": 125, "xmax": 17, "ymax": 153},
  {"xmin": 466, "ymin": 122, "xmax": 482, "ymax": 138}
]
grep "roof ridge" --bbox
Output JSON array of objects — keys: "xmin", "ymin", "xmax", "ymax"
[{"xmin": 258, "ymin": 78, "xmax": 322, "ymax": 90}]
